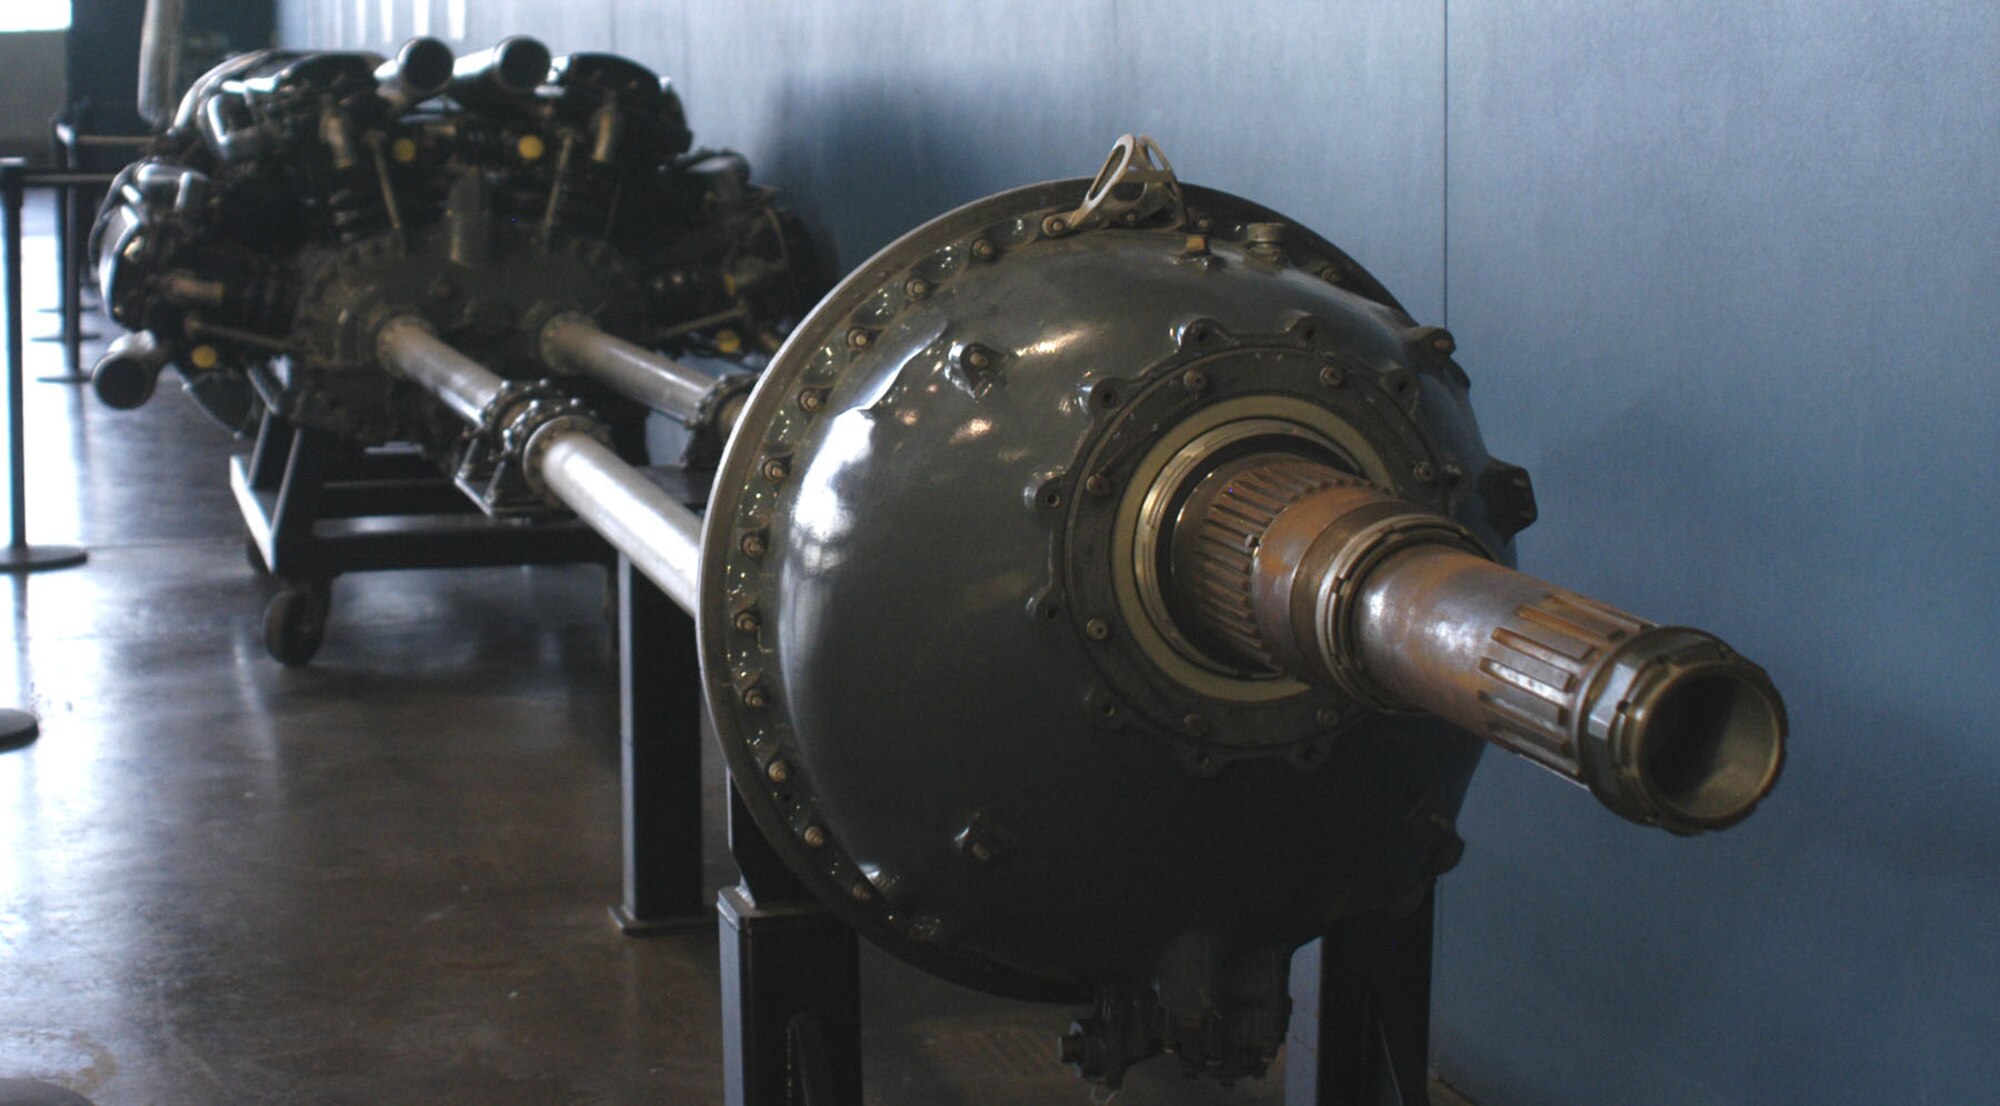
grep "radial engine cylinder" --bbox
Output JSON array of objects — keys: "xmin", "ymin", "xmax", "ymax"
[{"xmin": 90, "ymin": 36, "xmax": 820, "ymax": 494}]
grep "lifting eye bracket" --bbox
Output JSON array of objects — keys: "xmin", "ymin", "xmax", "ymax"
[{"xmin": 1042, "ymin": 133, "xmax": 1188, "ymax": 238}]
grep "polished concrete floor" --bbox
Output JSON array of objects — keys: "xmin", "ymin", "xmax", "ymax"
[{"xmin": 0, "ymin": 200, "xmax": 1300, "ymax": 1104}]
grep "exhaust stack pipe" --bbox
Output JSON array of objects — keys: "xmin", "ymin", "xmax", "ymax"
[
  {"xmin": 448, "ymin": 36, "xmax": 552, "ymax": 112},
  {"xmin": 375, "ymin": 37, "xmax": 455, "ymax": 109},
  {"xmin": 92, "ymin": 331, "xmax": 173, "ymax": 410}
]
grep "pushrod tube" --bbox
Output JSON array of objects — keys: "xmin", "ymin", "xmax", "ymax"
[
  {"xmin": 375, "ymin": 316, "xmax": 704, "ymax": 613},
  {"xmin": 538, "ymin": 314, "xmax": 726, "ymax": 427}
]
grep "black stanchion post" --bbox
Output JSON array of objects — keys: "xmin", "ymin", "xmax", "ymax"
[
  {"xmin": 0, "ymin": 159, "xmax": 86, "ymax": 751},
  {"xmin": 34, "ymin": 123, "xmax": 98, "ymax": 382},
  {"xmin": 0, "ymin": 159, "xmax": 86, "ymax": 575}
]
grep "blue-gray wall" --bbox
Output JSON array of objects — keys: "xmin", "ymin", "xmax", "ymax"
[{"xmin": 279, "ymin": 4, "xmax": 2000, "ymax": 1103}]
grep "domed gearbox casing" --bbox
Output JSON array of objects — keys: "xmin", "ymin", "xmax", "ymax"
[{"xmin": 701, "ymin": 177, "xmax": 1526, "ymax": 1002}]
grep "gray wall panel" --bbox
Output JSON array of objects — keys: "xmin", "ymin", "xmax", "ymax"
[
  {"xmin": 276, "ymin": 0, "xmax": 1447, "ymax": 323},
  {"xmin": 265, "ymin": 2, "xmax": 2000, "ymax": 1103},
  {"xmin": 1437, "ymin": 3, "xmax": 2000, "ymax": 1105}
]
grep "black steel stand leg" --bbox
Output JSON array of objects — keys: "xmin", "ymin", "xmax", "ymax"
[
  {"xmin": 719, "ymin": 783, "xmax": 861, "ymax": 1106},
  {"xmin": 1286, "ymin": 888, "xmax": 1439, "ymax": 1106},
  {"xmin": 611, "ymin": 554, "xmax": 707, "ymax": 931}
]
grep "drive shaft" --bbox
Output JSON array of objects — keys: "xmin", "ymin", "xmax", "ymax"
[{"xmin": 1172, "ymin": 456, "xmax": 1785, "ymax": 833}]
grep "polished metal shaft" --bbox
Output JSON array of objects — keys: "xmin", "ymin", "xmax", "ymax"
[
  {"xmin": 1175, "ymin": 457, "xmax": 1786, "ymax": 834},
  {"xmin": 538, "ymin": 434, "xmax": 702, "ymax": 613},
  {"xmin": 538, "ymin": 314, "xmax": 721, "ymax": 425},
  {"xmin": 376, "ymin": 316, "xmax": 503, "ymax": 425},
  {"xmin": 377, "ymin": 318, "xmax": 704, "ymax": 612}
]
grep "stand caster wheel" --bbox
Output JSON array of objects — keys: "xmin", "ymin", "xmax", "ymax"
[{"xmin": 264, "ymin": 579, "xmax": 331, "ymax": 666}]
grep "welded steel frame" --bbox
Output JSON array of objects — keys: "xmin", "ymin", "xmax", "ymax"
[{"xmin": 232, "ymin": 408, "xmax": 609, "ymax": 580}]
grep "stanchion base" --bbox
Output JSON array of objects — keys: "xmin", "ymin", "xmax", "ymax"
[
  {"xmin": 36, "ymin": 373, "xmax": 90, "ymax": 385},
  {"xmin": 31, "ymin": 332, "xmax": 98, "ymax": 344},
  {"xmin": 0, "ymin": 544, "xmax": 86, "ymax": 572},
  {"xmin": 0, "ymin": 707, "xmax": 39, "ymax": 751}
]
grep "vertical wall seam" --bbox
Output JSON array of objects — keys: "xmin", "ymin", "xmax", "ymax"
[{"xmin": 1441, "ymin": 0, "xmax": 1450, "ymax": 327}]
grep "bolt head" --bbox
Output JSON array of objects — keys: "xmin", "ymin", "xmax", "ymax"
[
  {"xmin": 850, "ymin": 881, "xmax": 875, "ymax": 904},
  {"xmin": 1084, "ymin": 473, "xmax": 1112, "ymax": 496},
  {"xmin": 1084, "ymin": 617, "xmax": 1111, "ymax": 641},
  {"xmin": 740, "ymin": 533, "xmax": 767, "ymax": 557},
  {"xmin": 1042, "ymin": 215, "xmax": 1067, "ymax": 235},
  {"xmin": 1181, "ymin": 369, "xmax": 1207, "ymax": 391},
  {"xmin": 1319, "ymin": 364, "xmax": 1344, "ymax": 388},
  {"xmin": 803, "ymin": 826, "xmax": 827, "ymax": 848},
  {"xmin": 904, "ymin": 277, "xmax": 930, "ymax": 299},
  {"xmin": 970, "ymin": 237, "xmax": 996, "ymax": 261},
  {"xmin": 766, "ymin": 759, "xmax": 789, "ymax": 783},
  {"xmin": 741, "ymin": 687, "xmax": 768, "ymax": 709},
  {"xmin": 797, "ymin": 388, "xmax": 825, "ymax": 412},
  {"xmin": 846, "ymin": 327, "xmax": 872, "ymax": 350},
  {"xmin": 733, "ymin": 611, "xmax": 760, "ymax": 633},
  {"xmin": 1412, "ymin": 461, "xmax": 1438, "ymax": 483},
  {"xmin": 762, "ymin": 457, "xmax": 790, "ymax": 482},
  {"xmin": 965, "ymin": 347, "xmax": 992, "ymax": 371}
]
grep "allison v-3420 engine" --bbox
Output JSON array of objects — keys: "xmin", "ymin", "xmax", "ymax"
[
  {"xmin": 92, "ymin": 35, "xmax": 815, "ymax": 493},
  {"xmin": 95, "ymin": 55, "xmax": 1789, "ymax": 1088}
]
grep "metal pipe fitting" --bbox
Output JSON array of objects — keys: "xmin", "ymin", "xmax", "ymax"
[
  {"xmin": 377, "ymin": 317, "xmax": 703, "ymax": 611},
  {"xmin": 1350, "ymin": 545, "xmax": 1785, "ymax": 833},
  {"xmin": 537, "ymin": 313, "xmax": 722, "ymax": 425},
  {"xmin": 537, "ymin": 432, "xmax": 702, "ymax": 613},
  {"xmin": 375, "ymin": 315, "xmax": 504, "ymax": 425},
  {"xmin": 1174, "ymin": 456, "xmax": 1786, "ymax": 833}
]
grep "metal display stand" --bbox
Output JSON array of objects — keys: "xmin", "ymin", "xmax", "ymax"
[
  {"xmin": 718, "ymin": 786, "xmax": 862, "ymax": 1106},
  {"xmin": 232, "ymin": 409, "xmax": 609, "ymax": 664},
  {"xmin": 611, "ymin": 544, "xmax": 1448, "ymax": 1106},
  {"xmin": 615, "ymin": 533, "xmax": 862, "ymax": 1105},
  {"xmin": 1286, "ymin": 891, "xmax": 1441, "ymax": 1105},
  {"xmin": 612, "ymin": 554, "xmax": 708, "ymax": 931}
]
